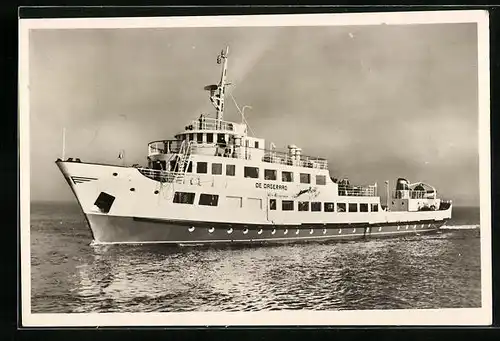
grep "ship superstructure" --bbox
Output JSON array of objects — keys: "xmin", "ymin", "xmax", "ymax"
[{"xmin": 56, "ymin": 46, "xmax": 452, "ymax": 245}]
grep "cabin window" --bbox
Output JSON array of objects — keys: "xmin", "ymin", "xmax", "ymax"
[
  {"xmin": 337, "ymin": 203, "xmax": 346, "ymax": 212},
  {"xmin": 298, "ymin": 201, "xmax": 309, "ymax": 211},
  {"xmin": 217, "ymin": 133, "xmax": 225, "ymax": 144},
  {"xmin": 169, "ymin": 160, "xmax": 177, "ymax": 172},
  {"xmin": 311, "ymin": 202, "xmax": 322, "ymax": 212},
  {"xmin": 282, "ymin": 171, "xmax": 294, "ymax": 182},
  {"xmin": 226, "ymin": 164, "xmax": 235, "ymax": 176},
  {"xmin": 207, "ymin": 133, "xmax": 214, "ymax": 143},
  {"xmin": 360, "ymin": 203, "xmax": 369, "ymax": 212},
  {"xmin": 255, "ymin": 141, "xmax": 259, "ymax": 149},
  {"xmin": 186, "ymin": 161, "xmax": 192, "ymax": 173},
  {"xmin": 197, "ymin": 133, "xmax": 203, "ymax": 143},
  {"xmin": 247, "ymin": 198, "xmax": 262, "ymax": 210},
  {"xmin": 173, "ymin": 192, "xmax": 196, "ymax": 204},
  {"xmin": 316, "ymin": 175, "xmax": 326, "ymax": 185},
  {"xmin": 300, "ymin": 173, "xmax": 311, "ymax": 184},
  {"xmin": 212, "ymin": 163, "xmax": 222, "ymax": 175},
  {"xmin": 244, "ymin": 166, "xmax": 259, "ymax": 179},
  {"xmin": 264, "ymin": 169, "xmax": 277, "ymax": 180},
  {"xmin": 197, "ymin": 162, "xmax": 208, "ymax": 174},
  {"xmin": 371, "ymin": 203, "xmax": 379, "ymax": 212},
  {"xmin": 189, "ymin": 133, "xmax": 194, "ymax": 141},
  {"xmin": 226, "ymin": 196, "xmax": 242, "ymax": 208},
  {"xmin": 269, "ymin": 199, "xmax": 277, "ymax": 210},
  {"xmin": 282, "ymin": 200, "xmax": 294, "ymax": 211},
  {"xmin": 324, "ymin": 202, "xmax": 335, "ymax": 212},
  {"xmin": 349, "ymin": 203, "xmax": 358, "ymax": 212},
  {"xmin": 199, "ymin": 194, "xmax": 219, "ymax": 207}
]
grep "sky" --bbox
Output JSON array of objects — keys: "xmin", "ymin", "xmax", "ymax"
[{"xmin": 28, "ymin": 23, "xmax": 479, "ymax": 205}]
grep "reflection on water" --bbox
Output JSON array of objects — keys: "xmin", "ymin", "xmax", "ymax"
[{"xmin": 30, "ymin": 202, "xmax": 482, "ymax": 313}]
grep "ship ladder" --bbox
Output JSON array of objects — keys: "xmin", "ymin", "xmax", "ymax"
[{"xmin": 174, "ymin": 141, "xmax": 192, "ymax": 184}]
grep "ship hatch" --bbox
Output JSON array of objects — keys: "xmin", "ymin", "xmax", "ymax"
[{"xmin": 94, "ymin": 192, "xmax": 115, "ymax": 213}]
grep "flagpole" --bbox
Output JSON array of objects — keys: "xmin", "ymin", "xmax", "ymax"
[{"xmin": 62, "ymin": 127, "xmax": 66, "ymax": 160}]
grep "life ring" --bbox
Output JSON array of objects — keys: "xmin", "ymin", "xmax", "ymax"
[
  {"xmin": 430, "ymin": 205, "xmax": 436, "ymax": 211},
  {"xmin": 190, "ymin": 177, "xmax": 201, "ymax": 186}
]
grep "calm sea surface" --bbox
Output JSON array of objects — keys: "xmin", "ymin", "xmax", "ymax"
[{"xmin": 30, "ymin": 202, "xmax": 481, "ymax": 313}]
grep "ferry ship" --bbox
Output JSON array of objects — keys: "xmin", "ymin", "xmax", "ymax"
[{"xmin": 56, "ymin": 46, "xmax": 452, "ymax": 245}]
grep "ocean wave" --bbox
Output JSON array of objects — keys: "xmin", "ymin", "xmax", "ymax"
[{"xmin": 440, "ymin": 225, "xmax": 479, "ymax": 230}]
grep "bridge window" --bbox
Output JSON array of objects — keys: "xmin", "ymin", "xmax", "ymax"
[
  {"xmin": 244, "ymin": 166, "xmax": 259, "ymax": 179},
  {"xmin": 197, "ymin": 162, "xmax": 208, "ymax": 174},
  {"xmin": 371, "ymin": 203, "xmax": 379, "ymax": 212},
  {"xmin": 349, "ymin": 203, "xmax": 358, "ymax": 212},
  {"xmin": 316, "ymin": 175, "xmax": 326, "ymax": 185},
  {"xmin": 197, "ymin": 133, "xmax": 203, "ymax": 143},
  {"xmin": 337, "ymin": 203, "xmax": 346, "ymax": 212},
  {"xmin": 212, "ymin": 163, "xmax": 222, "ymax": 175},
  {"xmin": 207, "ymin": 133, "xmax": 214, "ymax": 143},
  {"xmin": 360, "ymin": 203, "xmax": 369, "ymax": 212},
  {"xmin": 298, "ymin": 201, "xmax": 309, "ymax": 211},
  {"xmin": 226, "ymin": 164, "xmax": 235, "ymax": 176},
  {"xmin": 324, "ymin": 202, "xmax": 335, "ymax": 212},
  {"xmin": 255, "ymin": 141, "xmax": 259, "ymax": 149},
  {"xmin": 264, "ymin": 169, "xmax": 277, "ymax": 180},
  {"xmin": 269, "ymin": 199, "xmax": 276, "ymax": 210},
  {"xmin": 300, "ymin": 173, "xmax": 311, "ymax": 184},
  {"xmin": 282, "ymin": 200, "xmax": 294, "ymax": 211},
  {"xmin": 199, "ymin": 194, "xmax": 219, "ymax": 206},
  {"xmin": 173, "ymin": 192, "xmax": 196, "ymax": 204},
  {"xmin": 217, "ymin": 133, "xmax": 225, "ymax": 144},
  {"xmin": 311, "ymin": 202, "xmax": 322, "ymax": 212},
  {"xmin": 282, "ymin": 171, "xmax": 293, "ymax": 182},
  {"xmin": 189, "ymin": 133, "xmax": 194, "ymax": 141}
]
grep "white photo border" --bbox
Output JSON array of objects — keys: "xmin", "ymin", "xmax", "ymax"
[{"xmin": 19, "ymin": 10, "xmax": 492, "ymax": 327}]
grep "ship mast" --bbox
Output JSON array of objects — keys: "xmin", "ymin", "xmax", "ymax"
[{"xmin": 210, "ymin": 46, "xmax": 230, "ymax": 123}]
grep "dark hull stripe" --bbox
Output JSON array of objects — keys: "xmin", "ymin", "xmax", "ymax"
[{"xmin": 132, "ymin": 216, "xmax": 449, "ymax": 229}]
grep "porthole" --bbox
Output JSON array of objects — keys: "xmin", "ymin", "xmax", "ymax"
[
  {"xmin": 188, "ymin": 226, "xmax": 195, "ymax": 232},
  {"xmin": 112, "ymin": 172, "xmax": 118, "ymax": 176},
  {"xmin": 271, "ymin": 229, "xmax": 276, "ymax": 235},
  {"xmin": 284, "ymin": 229, "xmax": 288, "ymax": 235},
  {"xmin": 130, "ymin": 188, "xmax": 135, "ymax": 192},
  {"xmin": 323, "ymin": 228, "xmax": 327, "ymax": 234},
  {"xmin": 208, "ymin": 227, "xmax": 215, "ymax": 233},
  {"xmin": 154, "ymin": 190, "xmax": 159, "ymax": 194},
  {"xmin": 243, "ymin": 228, "xmax": 249, "ymax": 234},
  {"xmin": 296, "ymin": 229, "xmax": 300, "ymax": 235},
  {"xmin": 227, "ymin": 227, "xmax": 233, "ymax": 234},
  {"xmin": 258, "ymin": 229, "xmax": 263, "ymax": 235},
  {"xmin": 310, "ymin": 229, "xmax": 314, "ymax": 235}
]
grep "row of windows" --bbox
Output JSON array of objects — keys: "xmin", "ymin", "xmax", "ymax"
[
  {"xmin": 270, "ymin": 200, "xmax": 379, "ymax": 213},
  {"xmin": 175, "ymin": 161, "xmax": 327, "ymax": 185},
  {"xmin": 184, "ymin": 132, "xmax": 260, "ymax": 149},
  {"xmin": 173, "ymin": 191, "xmax": 379, "ymax": 213}
]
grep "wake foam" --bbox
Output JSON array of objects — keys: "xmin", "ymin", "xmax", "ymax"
[{"xmin": 440, "ymin": 224, "xmax": 479, "ymax": 230}]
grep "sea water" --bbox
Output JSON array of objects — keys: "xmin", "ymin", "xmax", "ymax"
[{"xmin": 29, "ymin": 202, "xmax": 481, "ymax": 313}]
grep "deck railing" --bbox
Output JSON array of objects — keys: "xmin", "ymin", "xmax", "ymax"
[
  {"xmin": 262, "ymin": 150, "xmax": 328, "ymax": 170},
  {"xmin": 137, "ymin": 168, "xmax": 185, "ymax": 183},
  {"xmin": 148, "ymin": 140, "xmax": 329, "ymax": 170},
  {"xmin": 186, "ymin": 117, "xmax": 236, "ymax": 132},
  {"xmin": 338, "ymin": 184, "xmax": 377, "ymax": 197},
  {"xmin": 392, "ymin": 190, "xmax": 436, "ymax": 199}
]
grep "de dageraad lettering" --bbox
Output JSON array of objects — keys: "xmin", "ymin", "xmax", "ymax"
[{"xmin": 255, "ymin": 182, "xmax": 288, "ymax": 191}]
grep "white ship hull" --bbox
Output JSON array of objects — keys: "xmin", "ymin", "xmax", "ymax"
[{"xmin": 57, "ymin": 160, "xmax": 452, "ymax": 245}]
